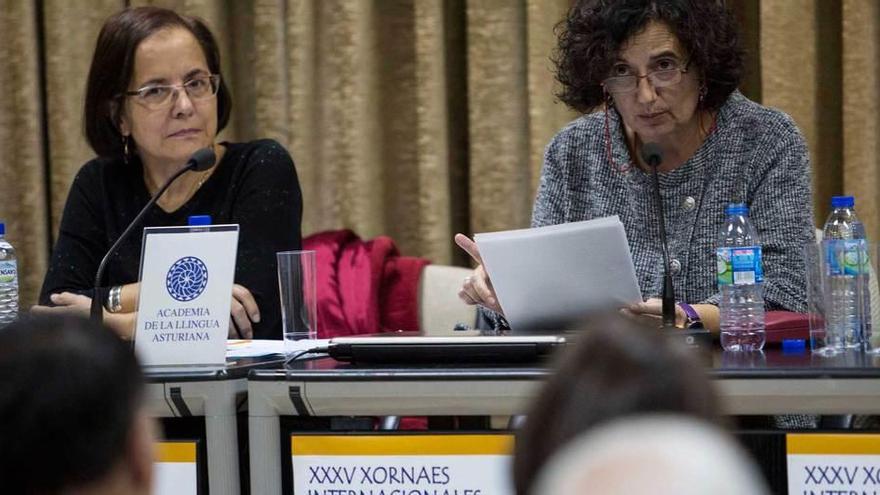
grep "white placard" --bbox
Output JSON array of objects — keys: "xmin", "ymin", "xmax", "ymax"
[
  {"xmin": 154, "ymin": 462, "xmax": 198, "ymax": 495},
  {"xmin": 291, "ymin": 435, "xmax": 513, "ymax": 495},
  {"xmin": 786, "ymin": 434, "xmax": 880, "ymax": 494},
  {"xmin": 153, "ymin": 441, "xmax": 198, "ymax": 495},
  {"xmin": 135, "ymin": 225, "xmax": 238, "ymax": 367}
]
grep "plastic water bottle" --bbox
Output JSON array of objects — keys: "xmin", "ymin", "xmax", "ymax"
[
  {"xmin": 0, "ymin": 222, "xmax": 19, "ymax": 325},
  {"xmin": 822, "ymin": 195, "xmax": 867, "ymax": 349},
  {"xmin": 717, "ymin": 204, "xmax": 765, "ymax": 351}
]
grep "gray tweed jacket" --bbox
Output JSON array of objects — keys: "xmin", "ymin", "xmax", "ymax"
[
  {"xmin": 534, "ymin": 90, "xmax": 814, "ymax": 310},
  {"xmin": 480, "ymin": 90, "xmax": 815, "ymax": 329}
]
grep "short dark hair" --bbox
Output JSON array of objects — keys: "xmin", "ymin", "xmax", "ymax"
[
  {"xmin": 0, "ymin": 315, "xmax": 144, "ymax": 494},
  {"xmin": 84, "ymin": 6, "xmax": 232, "ymax": 158},
  {"xmin": 512, "ymin": 314, "xmax": 718, "ymax": 495},
  {"xmin": 554, "ymin": 0, "xmax": 744, "ymax": 113}
]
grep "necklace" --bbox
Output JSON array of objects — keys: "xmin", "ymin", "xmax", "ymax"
[{"xmin": 146, "ymin": 167, "xmax": 213, "ymax": 211}]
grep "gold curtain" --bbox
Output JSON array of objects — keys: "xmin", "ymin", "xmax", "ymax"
[
  {"xmin": 760, "ymin": 0, "xmax": 880, "ymax": 235},
  {"xmin": 0, "ymin": 0, "xmax": 877, "ymax": 307},
  {"xmin": 0, "ymin": 0, "xmax": 49, "ymax": 308}
]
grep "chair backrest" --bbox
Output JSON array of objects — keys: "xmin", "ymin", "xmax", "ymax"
[{"xmin": 418, "ymin": 265, "xmax": 478, "ymax": 334}]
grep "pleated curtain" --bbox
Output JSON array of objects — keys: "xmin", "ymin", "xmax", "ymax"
[{"xmin": 0, "ymin": 0, "xmax": 877, "ymax": 307}]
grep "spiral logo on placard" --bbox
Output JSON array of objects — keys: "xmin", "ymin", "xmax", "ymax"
[{"xmin": 165, "ymin": 256, "xmax": 208, "ymax": 302}]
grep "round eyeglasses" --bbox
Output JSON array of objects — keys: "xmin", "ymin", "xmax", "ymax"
[
  {"xmin": 122, "ymin": 74, "xmax": 221, "ymax": 110},
  {"xmin": 602, "ymin": 61, "xmax": 690, "ymax": 94}
]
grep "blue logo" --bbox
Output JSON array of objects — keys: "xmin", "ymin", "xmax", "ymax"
[{"xmin": 165, "ymin": 256, "xmax": 208, "ymax": 302}]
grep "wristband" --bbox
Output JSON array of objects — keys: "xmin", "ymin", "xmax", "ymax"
[{"xmin": 677, "ymin": 302, "xmax": 703, "ymax": 329}]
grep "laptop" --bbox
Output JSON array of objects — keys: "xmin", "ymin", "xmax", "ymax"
[{"xmin": 327, "ymin": 333, "xmax": 566, "ymax": 365}]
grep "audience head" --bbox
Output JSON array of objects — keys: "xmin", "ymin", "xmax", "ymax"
[
  {"xmin": 84, "ymin": 6, "xmax": 232, "ymax": 161},
  {"xmin": 513, "ymin": 314, "xmax": 718, "ymax": 495},
  {"xmin": 532, "ymin": 415, "xmax": 770, "ymax": 495},
  {"xmin": 0, "ymin": 315, "xmax": 153, "ymax": 495}
]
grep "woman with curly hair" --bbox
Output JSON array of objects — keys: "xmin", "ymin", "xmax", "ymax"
[{"xmin": 456, "ymin": 0, "xmax": 814, "ymax": 333}]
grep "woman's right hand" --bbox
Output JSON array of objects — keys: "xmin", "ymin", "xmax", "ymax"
[{"xmin": 454, "ymin": 233, "xmax": 504, "ymax": 315}]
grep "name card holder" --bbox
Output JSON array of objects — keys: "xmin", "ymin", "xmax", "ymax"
[{"xmin": 134, "ymin": 224, "xmax": 239, "ymax": 369}]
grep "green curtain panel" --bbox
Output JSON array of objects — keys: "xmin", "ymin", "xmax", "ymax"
[{"xmin": 0, "ymin": 0, "xmax": 877, "ymax": 307}]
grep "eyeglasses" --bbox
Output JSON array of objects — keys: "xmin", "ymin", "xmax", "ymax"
[
  {"xmin": 602, "ymin": 60, "xmax": 690, "ymax": 94},
  {"xmin": 122, "ymin": 74, "xmax": 221, "ymax": 110}
]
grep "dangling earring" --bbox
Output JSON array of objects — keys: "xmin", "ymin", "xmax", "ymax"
[
  {"xmin": 698, "ymin": 84, "xmax": 708, "ymax": 104},
  {"xmin": 122, "ymin": 135, "xmax": 130, "ymax": 165}
]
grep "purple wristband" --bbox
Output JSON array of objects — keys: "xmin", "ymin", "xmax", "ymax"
[{"xmin": 677, "ymin": 302, "xmax": 703, "ymax": 329}]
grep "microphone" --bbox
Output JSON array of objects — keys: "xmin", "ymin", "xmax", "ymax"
[
  {"xmin": 89, "ymin": 147, "xmax": 217, "ymax": 323},
  {"xmin": 641, "ymin": 143, "xmax": 676, "ymax": 328}
]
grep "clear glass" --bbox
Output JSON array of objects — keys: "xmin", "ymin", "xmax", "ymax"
[
  {"xmin": 805, "ymin": 242, "xmax": 837, "ymax": 355},
  {"xmin": 277, "ymin": 250, "xmax": 317, "ymax": 357},
  {"xmin": 861, "ymin": 243, "xmax": 880, "ymax": 354}
]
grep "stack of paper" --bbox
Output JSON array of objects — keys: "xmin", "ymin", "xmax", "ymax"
[{"xmin": 475, "ymin": 216, "xmax": 642, "ymax": 330}]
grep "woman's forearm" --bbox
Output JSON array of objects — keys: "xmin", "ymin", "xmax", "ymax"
[
  {"xmin": 693, "ymin": 304, "xmax": 720, "ymax": 333},
  {"xmin": 104, "ymin": 311, "xmax": 137, "ymax": 340}
]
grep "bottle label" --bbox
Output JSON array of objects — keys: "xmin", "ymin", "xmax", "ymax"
[
  {"xmin": 825, "ymin": 239, "xmax": 869, "ymax": 276},
  {"xmin": 717, "ymin": 246, "xmax": 763, "ymax": 286},
  {"xmin": 0, "ymin": 260, "xmax": 17, "ymax": 284}
]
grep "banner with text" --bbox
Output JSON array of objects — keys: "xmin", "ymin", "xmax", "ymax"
[
  {"xmin": 154, "ymin": 441, "xmax": 198, "ymax": 495},
  {"xmin": 135, "ymin": 225, "xmax": 238, "ymax": 367},
  {"xmin": 786, "ymin": 433, "xmax": 880, "ymax": 495},
  {"xmin": 291, "ymin": 434, "xmax": 514, "ymax": 495}
]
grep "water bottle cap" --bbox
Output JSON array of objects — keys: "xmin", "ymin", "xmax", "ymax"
[
  {"xmin": 725, "ymin": 203, "xmax": 748, "ymax": 216},
  {"xmin": 781, "ymin": 338, "xmax": 806, "ymax": 354},
  {"xmin": 187, "ymin": 215, "xmax": 212, "ymax": 226},
  {"xmin": 830, "ymin": 195, "xmax": 854, "ymax": 208},
  {"xmin": 0, "ymin": 222, "xmax": 4, "ymax": 236}
]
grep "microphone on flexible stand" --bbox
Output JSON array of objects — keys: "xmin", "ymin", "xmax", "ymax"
[
  {"xmin": 641, "ymin": 142, "xmax": 677, "ymax": 329},
  {"xmin": 641, "ymin": 143, "xmax": 711, "ymax": 350},
  {"xmin": 89, "ymin": 147, "xmax": 217, "ymax": 324}
]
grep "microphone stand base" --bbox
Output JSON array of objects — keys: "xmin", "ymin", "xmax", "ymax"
[{"xmin": 659, "ymin": 325, "xmax": 713, "ymax": 350}]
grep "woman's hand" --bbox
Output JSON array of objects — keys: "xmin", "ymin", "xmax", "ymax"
[
  {"xmin": 454, "ymin": 233, "xmax": 504, "ymax": 315},
  {"xmin": 31, "ymin": 292, "xmax": 136, "ymax": 339},
  {"xmin": 31, "ymin": 292, "xmax": 92, "ymax": 319},
  {"xmin": 229, "ymin": 284, "xmax": 260, "ymax": 339},
  {"xmin": 116, "ymin": 282, "xmax": 262, "ymax": 339},
  {"xmin": 623, "ymin": 299, "xmax": 720, "ymax": 332},
  {"xmin": 622, "ymin": 298, "xmax": 686, "ymax": 327}
]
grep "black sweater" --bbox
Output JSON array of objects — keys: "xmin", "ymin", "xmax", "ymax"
[{"xmin": 39, "ymin": 139, "xmax": 303, "ymax": 339}]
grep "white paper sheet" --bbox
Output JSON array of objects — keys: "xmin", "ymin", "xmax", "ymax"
[
  {"xmin": 475, "ymin": 216, "xmax": 642, "ymax": 330},
  {"xmin": 225, "ymin": 338, "xmax": 330, "ymax": 358}
]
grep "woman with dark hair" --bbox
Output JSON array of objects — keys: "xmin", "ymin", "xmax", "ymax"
[
  {"xmin": 34, "ymin": 7, "xmax": 302, "ymax": 339},
  {"xmin": 512, "ymin": 315, "xmax": 720, "ymax": 494},
  {"xmin": 457, "ymin": 0, "xmax": 814, "ymax": 332}
]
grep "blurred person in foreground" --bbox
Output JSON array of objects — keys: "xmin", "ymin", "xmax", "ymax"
[
  {"xmin": 531, "ymin": 415, "xmax": 770, "ymax": 495},
  {"xmin": 34, "ymin": 6, "xmax": 302, "ymax": 339},
  {"xmin": 456, "ymin": 0, "xmax": 813, "ymax": 333},
  {"xmin": 0, "ymin": 315, "xmax": 154, "ymax": 495},
  {"xmin": 512, "ymin": 314, "xmax": 731, "ymax": 494}
]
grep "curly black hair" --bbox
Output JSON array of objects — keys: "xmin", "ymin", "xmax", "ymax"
[{"xmin": 554, "ymin": 0, "xmax": 744, "ymax": 113}]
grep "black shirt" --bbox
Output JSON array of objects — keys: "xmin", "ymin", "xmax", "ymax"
[{"xmin": 39, "ymin": 139, "xmax": 303, "ymax": 339}]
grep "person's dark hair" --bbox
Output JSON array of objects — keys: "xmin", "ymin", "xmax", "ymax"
[
  {"xmin": 0, "ymin": 315, "xmax": 144, "ymax": 494},
  {"xmin": 554, "ymin": 0, "xmax": 744, "ymax": 113},
  {"xmin": 84, "ymin": 6, "xmax": 232, "ymax": 158},
  {"xmin": 512, "ymin": 314, "xmax": 718, "ymax": 495}
]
